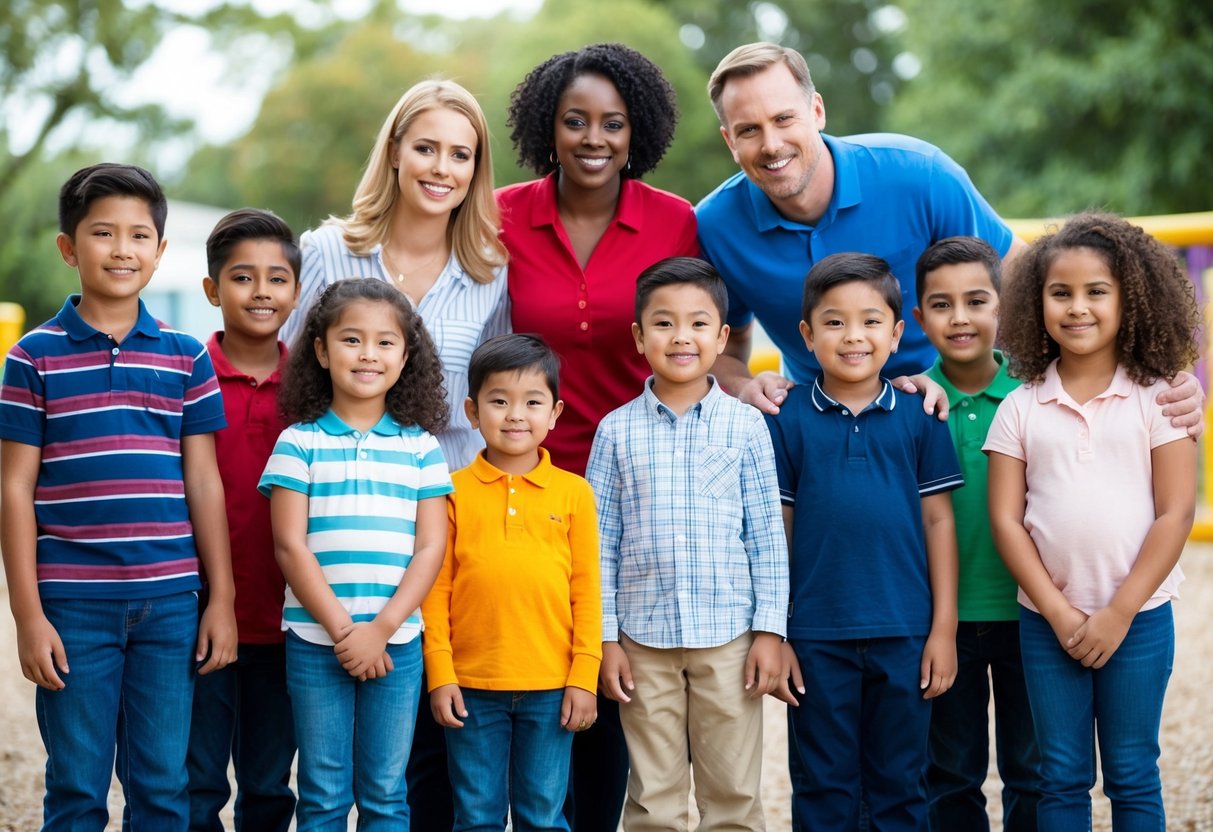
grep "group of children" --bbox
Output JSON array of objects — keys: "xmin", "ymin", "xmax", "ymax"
[{"xmin": 0, "ymin": 160, "xmax": 1199, "ymax": 832}]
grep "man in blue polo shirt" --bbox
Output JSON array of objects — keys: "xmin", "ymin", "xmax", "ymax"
[{"xmin": 697, "ymin": 42, "xmax": 1023, "ymax": 411}]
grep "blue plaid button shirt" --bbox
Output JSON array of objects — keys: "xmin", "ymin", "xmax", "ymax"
[{"xmin": 586, "ymin": 377, "xmax": 789, "ymax": 649}]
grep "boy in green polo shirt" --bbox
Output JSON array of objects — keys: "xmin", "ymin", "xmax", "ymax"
[{"xmin": 913, "ymin": 237, "xmax": 1041, "ymax": 832}]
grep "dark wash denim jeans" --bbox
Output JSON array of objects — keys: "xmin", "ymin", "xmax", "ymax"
[{"xmin": 927, "ymin": 619, "xmax": 1040, "ymax": 832}]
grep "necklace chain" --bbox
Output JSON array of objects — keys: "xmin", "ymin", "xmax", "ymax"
[{"xmin": 382, "ymin": 241, "xmax": 444, "ymax": 284}]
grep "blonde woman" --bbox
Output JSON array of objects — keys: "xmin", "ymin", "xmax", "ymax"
[{"xmin": 285, "ymin": 78, "xmax": 509, "ymax": 470}]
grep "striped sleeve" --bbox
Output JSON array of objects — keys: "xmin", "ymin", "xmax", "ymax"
[
  {"xmin": 415, "ymin": 430, "xmax": 454, "ymax": 499},
  {"xmin": 917, "ymin": 413, "xmax": 965, "ymax": 496},
  {"xmin": 0, "ymin": 341, "xmax": 47, "ymax": 447},
  {"xmin": 180, "ymin": 338, "xmax": 226, "ymax": 435},
  {"xmin": 258, "ymin": 426, "xmax": 312, "ymax": 496}
]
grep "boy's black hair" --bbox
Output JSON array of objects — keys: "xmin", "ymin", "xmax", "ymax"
[
  {"xmin": 802, "ymin": 253, "xmax": 902, "ymax": 323},
  {"xmin": 914, "ymin": 236, "xmax": 1002, "ymax": 304},
  {"xmin": 634, "ymin": 257, "xmax": 728, "ymax": 325},
  {"xmin": 468, "ymin": 333, "xmax": 561, "ymax": 401},
  {"xmin": 206, "ymin": 208, "xmax": 301, "ymax": 281},
  {"xmin": 58, "ymin": 163, "xmax": 167, "ymax": 240}
]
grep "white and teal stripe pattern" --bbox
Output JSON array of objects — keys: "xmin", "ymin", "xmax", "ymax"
[{"xmin": 259, "ymin": 409, "xmax": 453, "ymax": 646}]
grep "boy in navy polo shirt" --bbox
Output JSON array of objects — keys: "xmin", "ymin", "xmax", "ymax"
[
  {"xmin": 187, "ymin": 208, "xmax": 301, "ymax": 831},
  {"xmin": 765, "ymin": 252, "xmax": 962, "ymax": 832},
  {"xmin": 0, "ymin": 163, "xmax": 235, "ymax": 830}
]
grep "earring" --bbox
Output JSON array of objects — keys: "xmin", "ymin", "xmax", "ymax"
[
  {"xmin": 549, "ymin": 150, "xmax": 560, "ymax": 168},
  {"xmin": 625, "ymin": 153, "xmax": 632, "ymax": 172}
]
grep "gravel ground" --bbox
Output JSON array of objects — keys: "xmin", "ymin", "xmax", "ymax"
[{"xmin": 3, "ymin": 547, "xmax": 1212, "ymax": 831}]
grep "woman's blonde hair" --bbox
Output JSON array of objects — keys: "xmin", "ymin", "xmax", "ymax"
[{"xmin": 333, "ymin": 78, "xmax": 507, "ymax": 284}]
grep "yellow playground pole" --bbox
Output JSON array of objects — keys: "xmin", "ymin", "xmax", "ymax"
[{"xmin": 0, "ymin": 302, "xmax": 25, "ymax": 361}]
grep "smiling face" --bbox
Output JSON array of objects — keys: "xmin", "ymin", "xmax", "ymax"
[
  {"xmin": 56, "ymin": 195, "xmax": 166, "ymax": 309},
  {"xmin": 633, "ymin": 283, "xmax": 729, "ymax": 404},
  {"xmin": 803, "ymin": 280, "xmax": 904, "ymax": 401},
  {"xmin": 204, "ymin": 239, "xmax": 298, "ymax": 343},
  {"xmin": 1042, "ymin": 246, "xmax": 1122, "ymax": 365},
  {"xmin": 315, "ymin": 299, "xmax": 408, "ymax": 421},
  {"xmin": 913, "ymin": 261, "xmax": 1000, "ymax": 370},
  {"xmin": 552, "ymin": 72, "xmax": 632, "ymax": 196},
  {"xmin": 392, "ymin": 106, "xmax": 478, "ymax": 221},
  {"xmin": 717, "ymin": 62, "xmax": 829, "ymax": 221},
  {"xmin": 466, "ymin": 367, "xmax": 563, "ymax": 474}
]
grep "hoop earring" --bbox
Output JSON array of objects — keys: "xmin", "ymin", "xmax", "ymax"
[{"xmin": 549, "ymin": 150, "xmax": 560, "ymax": 168}]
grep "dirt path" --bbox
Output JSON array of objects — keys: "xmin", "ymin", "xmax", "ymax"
[{"xmin": 3, "ymin": 548, "xmax": 1212, "ymax": 831}]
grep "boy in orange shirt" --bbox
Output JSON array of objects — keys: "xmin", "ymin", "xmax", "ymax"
[{"xmin": 421, "ymin": 333, "xmax": 601, "ymax": 831}]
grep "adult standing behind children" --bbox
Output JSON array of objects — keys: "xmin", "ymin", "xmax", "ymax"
[
  {"xmin": 187, "ymin": 208, "xmax": 301, "ymax": 832},
  {"xmin": 282, "ymin": 78, "xmax": 509, "ymax": 470},
  {"xmin": 0, "ymin": 163, "xmax": 237, "ymax": 829},
  {"xmin": 696, "ymin": 42, "xmax": 1204, "ymax": 428},
  {"xmin": 280, "ymin": 80, "xmax": 508, "ymax": 828},
  {"xmin": 496, "ymin": 43, "xmax": 697, "ymax": 829}
]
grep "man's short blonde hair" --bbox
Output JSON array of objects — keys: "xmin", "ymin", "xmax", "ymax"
[{"xmin": 708, "ymin": 42, "xmax": 816, "ymax": 125}]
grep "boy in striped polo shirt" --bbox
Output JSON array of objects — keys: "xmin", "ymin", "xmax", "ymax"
[{"xmin": 0, "ymin": 163, "xmax": 236, "ymax": 830}]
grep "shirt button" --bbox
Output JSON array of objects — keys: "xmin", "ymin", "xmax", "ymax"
[
  {"xmin": 509, "ymin": 487, "xmax": 516, "ymax": 494},
  {"xmin": 508, "ymin": 507, "xmax": 517, "ymax": 516},
  {"xmin": 579, "ymin": 321, "xmax": 588, "ymax": 331},
  {"xmin": 967, "ymin": 413, "xmax": 977, "ymax": 421},
  {"xmin": 249, "ymin": 380, "xmax": 257, "ymax": 387},
  {"xmin": 961, "ymin": 400, "xmax": 970, "ymax": 407},
  {"xmin": 111, "ymin": 347, "xmax": 120, "ymax": 356},
  {"xmin": 841, "ymin": 409, "xmax": 850, "ymax": 416},
  {"xmin": 578, "ymin": 300, "xmax": 587, "ymax": 309},
  {"xmin": 853, "ymin": 425, "xmax": 859, "ymax": 433},
  {"xmin": 353, "ymin": 431, "xmax": 362, "ymax": 438},
  {"xmin": 360, "ymin": 451, "xmax": 367, "ymax": 459}
]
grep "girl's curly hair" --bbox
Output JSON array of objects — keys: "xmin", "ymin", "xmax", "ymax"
[
  {"xmin": 279, "ymin": 278, "xmax": 449, "ymax": 434},
  {"xmin": 998, "ymin": 212, "xmax": 1200, "ymax": 385},
  {"xmin": 507, "ymin": 42, "xmax": 678, "ymax": 179}
]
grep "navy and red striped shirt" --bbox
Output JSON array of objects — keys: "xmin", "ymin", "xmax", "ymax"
[{"xmin": 0, "ymin": 296, "xmax": 226, "ymax": 600}]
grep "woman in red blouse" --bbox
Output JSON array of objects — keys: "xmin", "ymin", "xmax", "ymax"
[
  {"xmin": 496, "ymin": 43, "xmax": 698, "ymax": 830},
  {"xmin": 497, "ymin": 42, "xmax": 698, "ymax": 479}
]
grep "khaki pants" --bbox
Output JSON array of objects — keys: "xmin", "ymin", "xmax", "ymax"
[{"xmin": 618, "ymin": 632, "xmax": 765, "ymax": 831}]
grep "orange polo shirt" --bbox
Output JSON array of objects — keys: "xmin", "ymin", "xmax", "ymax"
[{"xmin": 422, "ymin": 448, "xmax": 602, "ymax": 693}]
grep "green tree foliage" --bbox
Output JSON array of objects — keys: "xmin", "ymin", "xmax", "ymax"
[
  {"xmin": 890, "ymin": 0, "xmax": 1213, "ymax": 217},
  {"xmin": 654, "ymin": 0, "xmax": 910, "ymax": 135},
  {"xmin": 0, "ymin": 152, "xmax": 94, "ymax": 325}
]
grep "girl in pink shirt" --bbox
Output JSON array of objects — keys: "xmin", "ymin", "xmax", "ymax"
[{"xmin": 985, "ymin": 212, "xmax": 1199, "ymax": 831}]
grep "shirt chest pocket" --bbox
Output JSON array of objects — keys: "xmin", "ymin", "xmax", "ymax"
[{"xmin": 696, "ymin": 445, "xmax": 742, "ymax": 500}]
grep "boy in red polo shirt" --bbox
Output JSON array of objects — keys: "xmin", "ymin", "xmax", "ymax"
[{"xmin": 187, "ymin": 208, "xmax": 301, "ymax": 832}]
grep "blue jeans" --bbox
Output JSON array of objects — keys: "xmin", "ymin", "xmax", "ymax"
[
  {"xmin": 927, "ymin": 620, "xmax": 1040, "ymax": 832},
  {"xmin": 187, "ymin": 642, "xmax": 296, "ymax": 831},
  {"xmin": 1020, "ymin": 604, "xmax": 1173, "ymax": 832},
  {"xmin": 285, "ymin": 631, "xmax": 423, "ymax": 831},
  {"xmin": 445, "ymin": 688, "xmax": 573, "ymax": 832},
  {"xmin": 37, "ymin": 592, "xmax": 198, "ymax": 831},
  {"xmin": 789, "ymin": 636, "xmax": 930, "ymax": 832}
]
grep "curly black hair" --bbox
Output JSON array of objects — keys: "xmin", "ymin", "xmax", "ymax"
[
  {"xmin": 999, "ymin": 212, "xmax": 1200, "ymax": 385},
  {"xmin": 507, "ymin": 42, "xmax": 678, "ymax": 179},
  {"xmin": 279, "ymin": 278, "xmax": 449, "ymax": 435}
]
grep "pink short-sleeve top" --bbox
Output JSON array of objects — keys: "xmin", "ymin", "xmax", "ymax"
[{"xmin": 983, "ymin": 361, "xmax": 1188, "ymax": 614}]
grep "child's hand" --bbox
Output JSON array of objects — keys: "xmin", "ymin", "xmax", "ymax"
[
  {"xmin": 920, "ymin": 630, "xmax": 957, "ymax": 699},
  {"xmin": 362, "ymin": 651, "xmax": 395, "ymax": 681},
  {"xmin": 334, "ymin": 621, "xmax": 391, "ymax": 680},
  {"xmin": 744, "ymin": 632, "xmax": 783, "ymax": 700},
  {"xmin": 600, "ymin": 642, "xmax": 634, "ymax": 703},
  {"xmin": 430, "ymin": 684, "xmax": 467, "ymax": 728},
  {"xmin": 561, "ymin": 686, "xmax": 598, "ymax": 733},
  {"xmin": 1046, "ymin": 605, "xmax": 1089, "ymax": 654},
  {"xmin": 770, "ymin": 641, "xmax": 805, "ymax": 706},
  {"xmin": 196, "ymin": 601, "xmax": 238, "ymax": 676},
  {"xmin": 16, "ymin": 613, "xmax": 68, "ymax": 690},
  {"xmin": 1066, "ymin": 606, "xmax": 1133, "ymax": 669}
]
